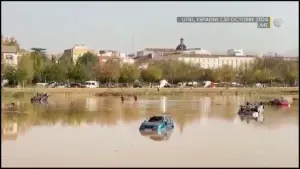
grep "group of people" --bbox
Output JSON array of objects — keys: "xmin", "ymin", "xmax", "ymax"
[
  {"xmin": 238, "ymin": 102, "xmax": 264, "ymax": 115},
  {"xmin": 30, "ymin": 92, "xmax": 49, "ymax": 103},
  {"xmin": 2, "ymin": 102, "xmax": 15, "ymax": 109},
  {"xmin": 120, "ymin": 95, "xmax": 138, "ymax": 103}
]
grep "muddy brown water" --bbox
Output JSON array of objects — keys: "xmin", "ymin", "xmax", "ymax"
[{"xmin": 1, "ymin": 95, "xmax": 298, "ymax": 167}]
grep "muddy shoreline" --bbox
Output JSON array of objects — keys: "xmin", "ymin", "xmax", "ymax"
[{"xmin": 2, "ymin": 87, "xmax": 299, "ymax": 98}]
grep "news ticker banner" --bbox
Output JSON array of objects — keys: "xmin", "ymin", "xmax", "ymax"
[{"xmin": 177, "ymin": 17, "xmax": 284, "ymax": 28}]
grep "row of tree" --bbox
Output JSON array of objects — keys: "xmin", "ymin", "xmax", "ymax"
[
  {"xmin": 2, "ymin": 36, "xmax": 20, "ymax": 49},
  {"xmin": 3, "ymin": 50, "xmax": 298, "ymax": 87}
]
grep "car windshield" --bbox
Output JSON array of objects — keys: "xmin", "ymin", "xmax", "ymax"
[
  {"xmin": 148, "ymin": 116, "xmax": 163, "ymax": 122},
  {"xmin": 84, "ymin": 82, "xmax": 95, "ymax": 85}
]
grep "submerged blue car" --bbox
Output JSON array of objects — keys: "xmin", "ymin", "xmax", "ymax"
[
  {"xmin": 139, "ymin": 114, "xmax": 174, "ymax": 132},
  {"xmin": 140, "ymin": 129, "xmax": 173, "ymax": 141}
]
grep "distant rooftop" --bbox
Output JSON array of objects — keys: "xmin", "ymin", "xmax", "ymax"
[
  {"xmin": 165, "ymin": 53, "xmax": 259, "ymax": 59},
  {"xmin": 144, "ymin": 48, "xmax": 175, "ymax": 52},
  {"xmin": 2, "ymin": 45, "xmax": 18, "ymax": 53}
]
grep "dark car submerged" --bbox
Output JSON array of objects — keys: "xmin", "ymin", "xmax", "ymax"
[{"xmin": 139, "ymin": 115, "xmax": 174, "ymax": 132}]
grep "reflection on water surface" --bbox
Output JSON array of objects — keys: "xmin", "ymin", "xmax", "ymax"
[{"xmin": 2, "ymin": 95, "xmax": 298, "ymax": 167}]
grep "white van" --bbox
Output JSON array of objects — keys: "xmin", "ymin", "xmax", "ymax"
[{"xmin": 83, "ymin": 81, "xmax": 99, "ymax": 88}]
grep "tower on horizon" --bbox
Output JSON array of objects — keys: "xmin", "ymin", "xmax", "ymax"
[{"xmin": 176, "ymin": 37, "xmax": 187, "ymax": 51}]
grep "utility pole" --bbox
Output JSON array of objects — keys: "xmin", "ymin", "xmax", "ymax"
[{"xmin": 132, "ymin": 36, "xmax": 135, "ymax": 56}]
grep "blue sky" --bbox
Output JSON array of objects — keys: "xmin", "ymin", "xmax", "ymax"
[{"xmin": 1, "ymin": 1, "xmax": 299, "ymax": 55}]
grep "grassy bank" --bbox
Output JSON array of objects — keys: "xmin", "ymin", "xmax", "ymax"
[{"xmin": 2, "ymin": 87, "xmax": 299, "ymax": 98}]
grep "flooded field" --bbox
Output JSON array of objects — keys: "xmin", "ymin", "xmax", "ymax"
[{"xmin": 1, "ymin": 95, "xmax": 299, "ymax": 167}]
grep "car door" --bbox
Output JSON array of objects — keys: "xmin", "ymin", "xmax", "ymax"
[{"xmin": 164, "ymin": 116, "xmax": 173, "ymax": 129}]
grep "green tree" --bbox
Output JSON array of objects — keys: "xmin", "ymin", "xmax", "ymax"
[
  {"xmin": 51, "ymin": 55, "xmax": 56, "ymax": 63},
  {"xmin": 76, "ymin": 52, "xmax": 99, "ymax": 80},
  {"xmin": 18, "ymin": 54, "xmax": 34, "ymax": 85},
  {"xmin": 159, "ymin": 60, "xmax": 183, "ymax": 84},
  {"xmin": 3, "ymin": 66, "xmax": 18, "ymax": 86},
  {"xmin": 16, "ymin": 69, "xmax": 27, "ymax": 85},
  {"xmin": 217, "ymin": 65, "xmax": 236, "ymax": 82},
  {"xmin": 92, "ymin": 64, "xmax": 103, "ymax": 82},
  {"xmin": 43, "ymin": 63, "xmax": 67, "ymax": 82},
  {"xmin": 176, "ymin": 62, "xmax": 203, "ymax": 82},
  {"xmin": 236, "ymin": 63, "xmax": 253, "ymax": 84},
  {"xmin": 251, "ymin": 68, "xmax": 272, "ymax": 83},
  {"xmin": 2, "ymin": 36, "xmax": 20, "ymax": 49},
  {"xmin": 57, "ymin": 53, "xmax": 74, "ymax": 81},
  {"xmin": 159, "ymin": 60, "xmax": 176, "ymax": 83},
  {"xmin": 189, "ymin": 66, "xmax": 204, "ymax": 82},
  {"xmin": 68, "ymin": 63, "xmax": 88, "ymax": 82},
  {"xmin": 30, "ymin": 51, "xmax": 47, "ymax": 83},
  {"xmin": 59, "ymin": 53, "xmax": 74, "ymax": 66},
  {"xmin": 203, "ymin": 69, "xmax": 220, "ymax": 82},
  {"xmin": 141, "ymin": 65, "xmax": 162, "ymax": 82},
  {"xmin": 119, "ymin": 64, "xmax": 140, "ymax": 83},
  {"xmin": 100, "ymin": 59, "xmax": 121, "ymax": 83},
  {"xmin": 282, "ymin": 61, "xmax": 299, "ymax": 85}
]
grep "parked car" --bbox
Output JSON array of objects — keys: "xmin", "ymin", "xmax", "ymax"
[
  {"xmin": 70, "ymin": 83, "xmax": 85, "ymax": 88},
  {"xmin": 55, "ymin": 83, "xmax": 70, "ymax": 88},
  {"xmin": 139, "ymin": 114, "xmax": 174, "ymax": 132},
  {"xmin": 83, "ymin": 81, "xmax": 99, "ymax": 88},
  {"xmin": 46, "ymin": 81, "xmax": 57, "ymax": 88},
  {"xmin": 186, "ymin": 81, "xmax": 198, "ymax": 87},
  {"xmin": 133, "ymin": 83, "xmax": 142, "ymax": 88}
]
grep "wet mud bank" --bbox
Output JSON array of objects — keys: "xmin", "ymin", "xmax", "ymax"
[{"xmin": 2, "ymin": 87, "xmax": 299, "ymax": 98}]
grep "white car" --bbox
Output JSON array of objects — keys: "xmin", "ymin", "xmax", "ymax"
[{"xmin": 83, "ymin": 81, "xmax": 99, "ymax": 88}]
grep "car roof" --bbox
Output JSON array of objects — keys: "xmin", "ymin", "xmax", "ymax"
[
  {"xmin": 150, "ymin": 114, "xmax": 171, "ymax": 118},
  {"xmin": 85, "ymin": 81, "xmax": 97, "ymax": 83},
  {"xmin": 162, "ymin": 114, "xmax": 171, "ymax": 116}
]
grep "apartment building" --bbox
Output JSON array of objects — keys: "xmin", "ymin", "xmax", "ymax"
[
  {"xmin": 98, "ymin": 50, "xmax": 120, "ymax": 57},
  {"xmin": 136, "ymin": 48, "xmax": 175, "ymax": 60},
  {"xmin": 2, "ymin": 45, "xmax": 19, "ymax": 67},
  {"xmin": 63, "ymin": 44, "xmax": 88, "ymax": 64},
  {"xmin": 168, "ymin": 54, "xmax": 255, "ymax": 69},
  {"xmin": 98, "ymin": 51, "xmax": 135, "ymax": 66},
  {"xmin": 226, "ymin": 49, "xmax": 244, "ymax": 56}
]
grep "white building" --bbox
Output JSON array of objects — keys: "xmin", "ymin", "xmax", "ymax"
[
  {"xmin": 119, "ymin": 53, "xmax": 135, "ymax": 64},
  {"xmin": 98, "ymin": 51, "xmax": 135, "ymax": 65},
  {"xmin": 136, "ymin": 48, "xmax": 175, "ymax": 60},
  {"xmin": 227, "ymin": 49, "xmax": 244, "ymax": 56},
  {"xmin": 183, "ymin": 48, "xmax": 211, "ymax": 55},
  {"xmin": 174, "ymin": 54, "xmax": 255, "ymax": 69},
  {"xmin": 98, "ymin": 50, "xmax": 120, "ymax": 57},
  {"xmin": 2, "ymin": 45, "xmax": 19, "ymax": 67},
  {"xmin": 88, "ymin": 49, "xmax": 99, "ymax": 55}
]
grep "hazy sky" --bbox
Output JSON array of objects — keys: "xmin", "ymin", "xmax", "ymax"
[{"xmin": 1, "ymin": 1, "xmax": 299, "ymax": 55}]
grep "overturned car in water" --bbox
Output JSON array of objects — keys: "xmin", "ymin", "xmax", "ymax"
[{"xmin": 139, "ymin": 115, "xmax": 174, "ymax": 132}]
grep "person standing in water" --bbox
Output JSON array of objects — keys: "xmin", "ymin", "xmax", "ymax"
[
  {"xmin": 121, "ymin": 95, "xmax": 125, "ymax": 103},
  {"xmin": 134, "ymin": 95, "xmax": 137, "ymax": 101}
]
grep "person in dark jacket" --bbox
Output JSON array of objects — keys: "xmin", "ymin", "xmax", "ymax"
[{"xmin": 133, "ymin": 95, "xmax": 137, "ymax": 101}]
